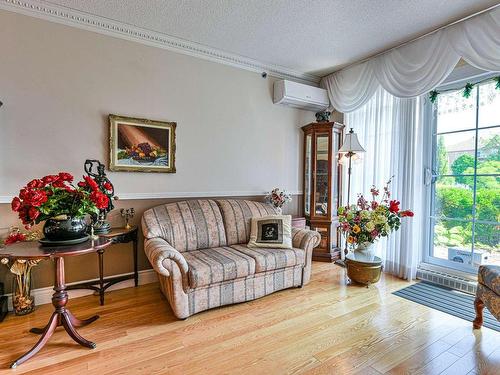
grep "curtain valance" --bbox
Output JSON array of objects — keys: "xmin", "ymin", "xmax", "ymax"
[{"xmin": 321, "ymin": 7, "xmax": 500, "ymax": 113}]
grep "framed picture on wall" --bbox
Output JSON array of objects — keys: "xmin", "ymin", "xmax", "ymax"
[{"xmin": 109, "ymin": 114, "xmax": 176, "ymax": 173}]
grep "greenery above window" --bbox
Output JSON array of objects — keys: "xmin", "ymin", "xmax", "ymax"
[{"xmin": 429, "ymin": 76, "xmax": 500, "ymax": 104}]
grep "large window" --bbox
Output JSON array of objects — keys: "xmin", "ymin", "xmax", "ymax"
[{"xmin": 428, "ymin": 79, "xmax": 499, "ymax": 272}]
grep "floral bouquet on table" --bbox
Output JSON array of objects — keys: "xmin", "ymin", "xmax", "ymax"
[
  {"xmin": 266, "ymin": 188, "xmax": 292, "ymax": 214},
  {"xmin": 338, "ymin": 178, "xmax": 414, "ymax": 254},
  {"xmin": 10, "ymin": 172, "xmax": 111, "ymax": 242}
]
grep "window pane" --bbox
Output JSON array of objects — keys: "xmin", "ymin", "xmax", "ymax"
[
  {"xmin": 432, "ymin": 218, "xmax": 472, "ymax": 263},
  {"xmin": 477, "ymin": 127, "xmax": 500, "ymax": 172},
  {"xmin": 437, "ymin": 89, "xmax": 477, "ymax": 133},
  {"xmin": 475, "ymin": 177, "xmax": 500, "ymax": 223},
  {"xmin": 478, "ymin": 81, "xmax": 500, "ymax": 128},
  {"xmin": 474, "ymin": 223, "xmax": 499, "ymax": 266},
  {"xmin": 430, "ymin": 78, "xmax": 500, "ymax": 273},
  {"xmin": 434, "ymin": 177, "xmax": 473, "ymax": 220},
  {"xmin": 437, "ymin": 131, "xmax": 475, "ymax": 176}
]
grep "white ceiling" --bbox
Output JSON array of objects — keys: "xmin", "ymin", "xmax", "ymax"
[{"xmin": 45, "ymin": 0, "xmax": 499, "ymax": 77}]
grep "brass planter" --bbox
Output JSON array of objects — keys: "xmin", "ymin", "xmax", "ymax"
[{"xmin": 346, "ymin": 257, "xmax": 382, "ymax": 287}]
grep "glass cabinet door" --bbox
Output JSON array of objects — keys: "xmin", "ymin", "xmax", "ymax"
[
  {"xmin": 331, "ymin": 131, "xmax": 340, "ymax": 212},
  {"xmin": 314, "ymin": 133, "xmax": 330, "ymax": 217},
  {"xmin": 304, "ymin": 134, "xmax": 312, "ymax": 216}
]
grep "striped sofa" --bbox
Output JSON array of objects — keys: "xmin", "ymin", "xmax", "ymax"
[{"xmin": 142, "ymin": 199, "xmax": 321, "ymax": 319}]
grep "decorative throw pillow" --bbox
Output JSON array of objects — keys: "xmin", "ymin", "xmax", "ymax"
[{"xmin": 247, "ymin": 215, "xmax": 292, "ymax": 249}]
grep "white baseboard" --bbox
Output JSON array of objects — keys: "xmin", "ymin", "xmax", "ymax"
[{"xmin": 4, "ymin": 269, "xmax": 158, "ymax": 311}]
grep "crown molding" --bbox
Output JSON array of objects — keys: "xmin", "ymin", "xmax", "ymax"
[
  {"xmin": 0, "ymin": 190, "xmax": 303, "ymax": 203},
  {"xmin": 0, "ymin": 0, "xmax": 320, "ymax": 85}
]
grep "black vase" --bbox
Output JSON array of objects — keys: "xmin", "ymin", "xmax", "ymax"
[{"xmin": 43, "ymin": 216, "xmax": 87, "ymax": 241}]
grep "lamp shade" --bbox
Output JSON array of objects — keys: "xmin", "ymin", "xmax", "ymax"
[{"xmin": 338, "ymin": 129, "xmax": 365, "ymax": 153}]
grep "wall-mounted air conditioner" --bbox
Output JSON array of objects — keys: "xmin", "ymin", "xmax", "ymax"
[{"xmin": 273, "ymin": 80, "xmax": 329, "ymax": 112}]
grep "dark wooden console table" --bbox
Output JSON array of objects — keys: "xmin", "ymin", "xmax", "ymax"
[
  {"xmin": 67, "ymin": 226, "xmax": 139, "ymax": 305},
  {"xmin": 0, "ymin": 238, "xmax": 112, "ymax": 368}
]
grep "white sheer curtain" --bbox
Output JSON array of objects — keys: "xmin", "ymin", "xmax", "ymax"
[
  {"xmin": 344, "ymin": 87, "xmax": 425, "ymax": 280},
  {"xmin": 321, "ymin": 6, "xmax": 500, "ymax": 112}
]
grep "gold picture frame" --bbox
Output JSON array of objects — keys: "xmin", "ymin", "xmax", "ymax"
[{"xmin": 109, "ymin": 114, "xmax": 176, "ymax": 173}]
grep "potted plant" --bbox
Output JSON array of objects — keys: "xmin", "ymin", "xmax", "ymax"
[
  {"xmin": 10, "ymin": 172, "xmax": 111, "ymax": 243},
  {"xmin": 338, "ymin": 178, "xmax": 414, "ymax": 256}
]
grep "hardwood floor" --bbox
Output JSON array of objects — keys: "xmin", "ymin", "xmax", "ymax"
[{"xmin": 0, "ymin": 262, "xmax": 498, "ymax": 374}]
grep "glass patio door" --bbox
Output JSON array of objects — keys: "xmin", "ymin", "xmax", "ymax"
[{"xmin": 428, "ymin": 79, "xmax": 499, "ymax": 272}]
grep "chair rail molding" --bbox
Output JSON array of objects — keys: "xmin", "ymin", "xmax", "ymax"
[
  {"xmin": 0, "ymin": 191, "xmax": 303, "ymax": 203},
  {"xmin": 0, "ymin": 0, "xmax": 320, "ymax": 85}
]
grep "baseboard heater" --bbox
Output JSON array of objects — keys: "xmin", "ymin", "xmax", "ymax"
[{"xmin": 416, "ymin": 264, "xmax": 477, "ymax": 295}]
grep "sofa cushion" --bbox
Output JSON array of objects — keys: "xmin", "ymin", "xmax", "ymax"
[
  {"xmin": 230, "ymin": 244, "xmax": 305, "ymax": 272},
  {"xmin": 142, "ymin": 200, "xmax": 227, "ymax": 252},
  {"xmin": 216, "ymin": 199, "xmax": 277, "ymax": 246},
  {"xmin": 478, "ymin": 265, "xmax": 500, "ymax": 295},
  {"xmin": 248, "ymin": 215, "xmax": 293, "ymax": 249},
  {"xmin": 183, "ymin": 247, "xmax": 256, "ymax": 288}
]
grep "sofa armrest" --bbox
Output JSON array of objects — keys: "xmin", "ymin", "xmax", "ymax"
[
  {"xmin": 144, "ymin": 237, "xmax": 190, "ymax": 292},
  {"xmin": 292, "ymin": 228, "xmax": 321, "ymax": 285},
  {"xmin": 292, "ymin": 227, "xmax": 321, "ymax": 251}
]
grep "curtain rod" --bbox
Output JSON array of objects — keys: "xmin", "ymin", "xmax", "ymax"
[{"xmin": 326, "ymin": 3, "xmax": 500, "ymax": 77}]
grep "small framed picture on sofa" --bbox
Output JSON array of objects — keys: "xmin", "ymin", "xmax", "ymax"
[{"xmin": 109, "ymin": 114, "xmax": 176, "ymax": 173}]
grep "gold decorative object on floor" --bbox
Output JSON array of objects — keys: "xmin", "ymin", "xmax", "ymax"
[
  {"xmin": 120, "ymin": 208, "xmax": 135, "ymax": 229},
  {"xmin": 345, "ymin": 252, "xmax": 382, "ymax": 287},
  {"xmin": 1, "ymin": 227, "xmax": 42, "ymax": 315}
]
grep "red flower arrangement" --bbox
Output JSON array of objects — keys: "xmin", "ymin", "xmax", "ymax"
[{"xmin": 11, "ymin": 172, "xmax": 109, "ymax": 228}]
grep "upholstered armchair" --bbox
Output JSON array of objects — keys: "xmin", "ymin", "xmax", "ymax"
[{"xmin": 473, "ymin": 265, "xmax": 500, "ymax": 329}]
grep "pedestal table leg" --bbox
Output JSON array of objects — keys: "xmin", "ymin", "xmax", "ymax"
[{"xmin": 11, "ymin": 256, "xmax": 99, "ymax": 368}]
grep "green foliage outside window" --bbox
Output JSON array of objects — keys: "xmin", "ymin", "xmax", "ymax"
[
  {"xmin": 451, "ymin": 154, "xmax": 474, "ymax": 185},
  {"xmin": 435, "ymin": 133, "xmax": 499, "ymax": 253}
]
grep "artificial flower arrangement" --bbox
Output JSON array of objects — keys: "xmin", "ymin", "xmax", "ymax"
[
  {"xmin": 0, "ymin": 228, "xmax": 41, "ymax": 246},
  {"xmin": 4, "ymin": 172, "xmax": 112, "ymax": 315},
  {"xmin": 338, "ymin": 178, "xmax": 414, "ymax": 250},
  {"xmin": 266, "ymin": 188, "xmax": 292, "ymax": 212},
  {"xmin": 10, "ymin": 172, "xmax": 111, "ymax": 230}
]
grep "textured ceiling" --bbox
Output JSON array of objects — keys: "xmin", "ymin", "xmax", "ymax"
[{"xmin": 45, "ymin": 0, "xmax": 499, "ymax": 76}]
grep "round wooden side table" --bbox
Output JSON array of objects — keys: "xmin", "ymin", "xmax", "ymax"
[
  {"xmin": 0, "ymin": 238, "xmax": 112, "ymax": 368},
  {"xmin": 345, "ymin": 252, "xmax": 383, "ymax": 287}
]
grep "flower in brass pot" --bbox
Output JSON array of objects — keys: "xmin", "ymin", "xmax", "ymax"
[{"xmin": 338, "ymin": 177, "xmax": 414, "ymax": 251}]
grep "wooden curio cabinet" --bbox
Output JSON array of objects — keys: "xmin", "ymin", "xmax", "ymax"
[{"xmin": 301, "ymin": 121, "xmax": 344, "ymax": 262}]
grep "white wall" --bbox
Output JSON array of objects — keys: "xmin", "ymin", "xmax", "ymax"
[{"xmin": 0, "ymin": 10, "xmax": 312, "ymax": 200}]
